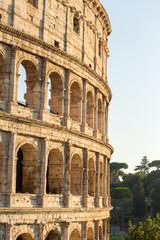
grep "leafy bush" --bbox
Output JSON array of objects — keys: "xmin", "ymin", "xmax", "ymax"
[{"xmin": 124, "ymin": 214, "xmax": 160, "ymax": 240}]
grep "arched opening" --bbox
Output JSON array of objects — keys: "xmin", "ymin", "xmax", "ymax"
[
  {"xmin": 18, "ymin": 64, "xmax": 27, "ymax": 106},
  {"xmin": 47, "ymin": 72, "xmax": 63, "ymax": 115},
  {"xmin": 46, "ymin": 230, "xmax": 61, "ymax": 240},
  {"xmin": 17, "ymin": 60, "xmax": 39, "ymax": 109},
  {"xmin": 99, "ymin": 226, "xmax": 102, "ymax": 240},
  {"xmin": 87, "ymin": 227, "xmax": 94, "ymax": 240},
  {"xmin": 100, "ymin": 162, "xmax": 103, "ymax": 197},
  {"xmin": 70, "ymin": 82, "xmax": 81, "ymax": 123},
  {"xmin": 0, "ymin": 54, "xmax": 6, "ymax": 102},
  {"xmin": 70, "ymin": 154, "xmax": 82, "ymax": 195},
  {"xmin": 0, "ymin": 143, "xmax": 5, "ymax": 192},
  {"xmin": 46, "ymin": 149, "xmax": 63, "ymax": 194},
  {"xmin": 16, "ymin": 143, "xmax": 38, "ymax": 194},
  {"xmin": 16, "ymin": 233, "xmax": 33, "ymax": 240},
  {"xmin": 86, "ymin": 91, "xmax": 94, "ymax": 128},
  {"xmin": 88, "ymin": 158, "xmax": 95, "ymax": 197},
  {"xmin": 98, "ymin": 99, "xmax": 102, "ymax": 133},
  {"xmin": 70, "ymin": 229, "xmax": 81, "ymax": 240}
]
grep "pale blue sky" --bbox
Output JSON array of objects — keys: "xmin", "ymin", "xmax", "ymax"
[{"xmin": 100, "ymin": 0, "xmax": 160, "ymax": 172}]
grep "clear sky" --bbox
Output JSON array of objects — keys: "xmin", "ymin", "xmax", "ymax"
[{"xmin": 100, "ymin": 0, "xmax": 160, "ymax": 173}]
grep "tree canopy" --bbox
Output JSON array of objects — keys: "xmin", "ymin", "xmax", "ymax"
[
  {"xmin": 134, "ymin": 156, "xmax": 149, "ymax": 174},
  {"xmin": 110, "ymin": 162, "xmax": 128, "ymax": 183},
  {"xmin": 133, "ymin": 181, "xmax": 146, "ymax": 217},
  {"xmin": 111, "ymin": 187, "xmax": 131, "ymax": 200},
  {"xmin": 149, "ymin": 160, "xmax": 160, "ymax": 170}
]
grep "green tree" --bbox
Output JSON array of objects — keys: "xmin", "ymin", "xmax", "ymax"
[
  {"xmin": 149, "ymin": 160, "xmax": 160, "ymax": 170},
  {"xmin": 133, "ymin": 181, "xmax": 146, "ymax": 217},
  {"xmin": 151, "ymin": 183, "xmax": 160, "ymax": 217},
  {"xmin": 134, "ymin": 156, "xmax": 149, "ymax": 174},
  {"xmin": 124, "ymin": 214, "xmax": 160, "ymax": 240},
  {"xmin": 110, "ymin": 162, "xmax": 128, "ymax": 183},
  {"xmin": 111, "ymin": 187, "xmax": 131, "ymax": 230},
  {"xmin": 122, "ymin": 172, "xmax": 146, "ymax": 192},
  {"xmin": 144, "ymin": 170, "xmax": 160, "ymax": 196}
]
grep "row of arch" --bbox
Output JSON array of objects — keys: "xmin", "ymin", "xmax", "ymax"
[
  {"xmin": 0, "ymin": 141, "xmax": 107, "ymax": 197},
  {"xmin": 0, "ymin": 53, "xmax": 108, "ymax": 135},
  {"xmin": 15, "ymin": 226, "xmax": 102, "ymax": 240}
]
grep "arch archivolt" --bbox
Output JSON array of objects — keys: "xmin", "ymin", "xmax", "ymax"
[
  {"xmin": 16, "ymin": 52, "xmax": 39, "ymax": 74},
  {"xmin": 88, "ymin": 152, "xmax": 95, "ymax": 162},
  {"xmin": 70, "ymin": 148, "xmax": 83, "ymax": 162},
  {"xmin": 15, "ymin": 138, "xmax": 38, "ymax": 155},
  {"xmin": 69, "ymin": 79, "xmax": 82, "ymax": 93},
  {"xmin": 46, "ymin": 63, "xmax": 64, "ymax": 81},
  {"xmin": 11, "ymin": 225, "xmax": 34, "ymax": 240},
  {"xmin": 69, "ymin": 224, "xmax": 81, "ymax": 238},
  {"xmin": 43, "ymin": 223, "xmax": 61, "ymax": 239},
  {"xmin": 47, "ymin": 142, "xmax": 63, "ymax": 156},
  {"xmin": 86, "ymin": 85, "xmax": 94, "ymax": 97}
]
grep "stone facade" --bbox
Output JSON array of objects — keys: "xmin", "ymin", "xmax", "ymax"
[{"xmin": 0, "ymin": 0, "xmax": 113, "ymax": 239}]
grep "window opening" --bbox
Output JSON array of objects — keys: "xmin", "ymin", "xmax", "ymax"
[
  {"xmin": 73, "ymin": 15, "xmax": 80, "ymax": 34},
  {"xmin": 99, "ymin": 41, "xmax": 102, "ymax": 57},
  {"xmin": 54, "ymin": 40, "xmax": 59, "ymax": 48}
]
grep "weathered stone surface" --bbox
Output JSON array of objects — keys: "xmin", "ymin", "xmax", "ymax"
[{"xmin": 0, "ymin": 0, "xmax": 113, "ymax": 239}]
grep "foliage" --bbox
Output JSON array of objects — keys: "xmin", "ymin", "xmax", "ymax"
[
  {"xmin": 111, "ymin": 162, "xmax": 128, "ymax": 183},
  {"xmin": 122, "ymin": 172, "xmax": 146, "ymax": 192},
  {"xmin": 151, "ymin": 183, "xmax": 160, "ymax": 217},
  {"xmin": 134, "ymin": 156, "xmax": 149, "ymax": 174},
  {"xmin": 149, "ymin": 160, "xmax": 160, "ymax": 170},
  {"xmin": 111, "ymin": 162, "xmax": 128, "ymax": 170},
  {"xmin": 124, "ymin": 214, "xmax": 160, "ymax": 240},
  {"xmin": 144, "ymin": 170, "xmax": 160, "ymax": 196},
  {"xmin": 133, "ymin": 181, "xmax": 146, "ymax": 217},
  {"xmin": 111, "ymin": 187, "xmax": 131, "ymax": 200}
]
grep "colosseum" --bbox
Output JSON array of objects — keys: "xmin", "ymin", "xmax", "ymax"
[{"xmin": 0, "ymin": 0, "xmax": 113, "ymax": 239}]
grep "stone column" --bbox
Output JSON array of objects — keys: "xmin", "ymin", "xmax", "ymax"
[
  {"xmin": 95, "ymin": 152, "xmax": 100, "ymax": 207},
  {"xmin": 82, "ymin": 221, "xmax": 87, "ymax": 240},
  {"xmin": 63, "ymin": 141, "xmax": 71, "ymax": 207},
  {"xmin": 94, "ymin": 16, "xmax": 98, "ymax": 71},
  {"xmin": 93, "ymin": 88, "xmax": 98, "ymax": 138},
  {"xmin": 102, "ymin": 97, "xmax": 106, "ymax": 141},
  {"xmin": 6, "ymin": 132, "xmax": 16, "ymax": 194},
  {"xmin": 83, "ymin": 148, "xmax": 88, "ymax": 207},
  {"xmin": 82, "ymin": 78, "xmax": 87, "ymax": 132},
  {"xmin": 40, "ymin": 138, "xmax": 48, "ymax": 197},
  {"xmin": 62, "ymin": 222, "xmax": 69, "ymax": 240},
  {"xmin": 103, "ymin": 156, "xmax": 107, "ymax": 207},
  {"xmin": 64, "ymin": 1, "xmax": 69, "ymax": 52},
  {"xmin": 64, "ymin": 68, "xmax": 70, "ymax": 127},
  {"xmin": 105, "ymin": 103, "xmax": 109, "ymax": 143},
  {"xmin": 107, "ymin": 158, "xmax": 111, "ymax": 206},
  {"xmin": 40, "ymin": 58, "xmax": 48, "ymax": 119},
  {"xmin": 102, "ymin": 219, "xmax": 107, "ymax": 240},
  {"xmin": 106, "ymin": 218, "xmax": 110, "ymax": 240},
  {"xmin": 5, "ymin": 224, "xmax": 11, "ymax": 240},
  {"xmin": 94, "ymin": 220, "xmax": 99, "ymax": 240},
  {"xmin": 102, "ymin": 28, "xmax": 105, "ymax": 78},
  {"xmin": 9, "ymin": 46, "xmax": 18, "ymax": 105},
  {"xmin": 82, "ymin": 0, "xmax": 87, "ymax": 62}
]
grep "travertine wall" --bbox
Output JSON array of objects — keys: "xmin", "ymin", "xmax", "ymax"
[{"xmin": 0, "ymin": 0, "xmax": 113, "ymax": 239}]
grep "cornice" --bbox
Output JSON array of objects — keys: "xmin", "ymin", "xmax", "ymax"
[
  {"xmin": 0, "ymin": 24, "xmax": 112, "ymax": 102},
  {"xmin": 0, "ymin": 111, "xmax": 114, "ymax": 155}
]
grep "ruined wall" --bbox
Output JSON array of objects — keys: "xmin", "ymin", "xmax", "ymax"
[{"xmin": 0, "ymin": 0, "xmax": 113, "ymax": 239}]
